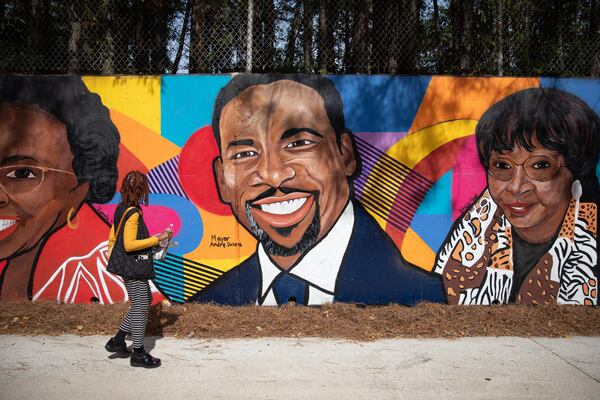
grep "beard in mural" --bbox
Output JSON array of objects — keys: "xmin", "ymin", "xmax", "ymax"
[
  {"xmin": 434, "ymin": 88, "xmax": 600, "ymax": 306},
  {"xmin": 188, "ymin": 74, "xmax": 444, "ymax": 306},
  {"xmin": 0, "ymin": 76, "xmax": 120, "ymax": 302},
  {"xmin": 244, "ymin": 195, "xmax": 321, "ymax": 258}
]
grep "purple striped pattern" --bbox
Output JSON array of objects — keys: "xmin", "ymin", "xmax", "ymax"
[
  {"xmin": 148, "ymin": 155, "xmax": 189, "ymax": 198},
  {"xmin": 354, "ymin": 136, "xmax": 433, "ymax": 233}
]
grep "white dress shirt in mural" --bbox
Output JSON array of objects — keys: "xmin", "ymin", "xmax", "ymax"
[{"xmin": 258, "ymin": 201, "xmax": 355, "ymax": 306}]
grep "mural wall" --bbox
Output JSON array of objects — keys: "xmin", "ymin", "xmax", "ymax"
[{"xmin": 0, "ymin": 74, "xmax": 598, "ymax": 306}]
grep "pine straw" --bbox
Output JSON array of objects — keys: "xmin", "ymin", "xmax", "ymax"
[{"xmin": 1, "ymin": 301, "xmax": 599, "ymax": 341}]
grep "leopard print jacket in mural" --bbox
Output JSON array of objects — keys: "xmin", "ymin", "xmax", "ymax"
[{"xmin": 434, "ymin": 191, "xmax": 598, "ymax": 305}]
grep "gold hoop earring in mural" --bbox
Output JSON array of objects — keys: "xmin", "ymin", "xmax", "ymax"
[
  {"xmin": 0, "ymin": 165, "xmax": 76, "ymax": 195},
  {"xmin": 66, "ymin": 207, "xmax": 80, "ymax": 229}
]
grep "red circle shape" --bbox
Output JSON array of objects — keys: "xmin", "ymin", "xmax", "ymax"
[{"xmin": 179, "ymin": 126, "xmax": 232, "ymax": 216}]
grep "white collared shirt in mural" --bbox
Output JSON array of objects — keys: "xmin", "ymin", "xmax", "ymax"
[
  {"xmin": 434, "ymin": 190, "xmax": 598, "ymax": 305},
  {"xmin": 258, "ymin": 202, "xmax": 355, "ymax": 306},
  {"xmin": 32, "ymin": 241, "xmax": 127, "ymax": 304}
]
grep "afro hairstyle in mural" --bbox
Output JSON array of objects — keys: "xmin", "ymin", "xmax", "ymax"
[{"xmin": 0, "ymin": 75, "xmax": 120, "ymax": 204}]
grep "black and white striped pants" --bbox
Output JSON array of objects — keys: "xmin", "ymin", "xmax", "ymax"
[{"xmin": 119, "ymin": 279, "xmax": 152, "ymax": 349}]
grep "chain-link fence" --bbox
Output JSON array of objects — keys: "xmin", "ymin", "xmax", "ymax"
[{"xmin": 1, "ymin": 0, "xmax": 599, "ymax": 76}]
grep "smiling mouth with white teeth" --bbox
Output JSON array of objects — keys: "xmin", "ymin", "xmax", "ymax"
[
  {"xmin": 250, "ymin": 192, "xmax": 315, "ymax": 228},
  {"xmin": 259, "ymin": 197, "xmax": 307, "ymax": 215},
  {"xmin": 0, "ymin": 217, "xmax": 19, "ymax": 239},
  {"xmin": 0, "ymin": 219, "xmax": 18, "ymax": 231}
]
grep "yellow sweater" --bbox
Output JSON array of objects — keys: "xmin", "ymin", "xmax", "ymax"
[{"xmin": 108, "ymin": 212, "xmax": 159, "ymax": 254}]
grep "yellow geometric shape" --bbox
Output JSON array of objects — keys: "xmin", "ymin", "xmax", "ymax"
[
  {"xmin": 184, "ymin": 208, "xmax": 257, "ymax": 271},
  {"xmin": 109, "ymin": 109, "xmax": 180, "ymax": 169},
  {"xmin": 82, "ymin": 76, "xmax": 161, "ymax": 134},
  {"xmin": 193, "ymin": 257, "xmax": 252, "ymax": 273},
  {"xmin": 401, "ymin": 228, "xmax": 436, "ymax": 271},
  {"xmin": 409, "ymin": 76, "xmax": 540, "ymax": 133},
  {"xmin": 368, "ymin": 210, "xmax": 388, "ymax": 231},
  {"xmin": 385, "ymin": 119, "xmax": 478, "ymax": 168}
]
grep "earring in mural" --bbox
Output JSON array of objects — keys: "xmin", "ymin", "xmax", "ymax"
[
  {"xmin": 571, "ymin": 179, "xmax": 582, "ymax": 222},
  {"xmin": 67, "ymin": 207, "xmax": 80, "ymax": 229}
]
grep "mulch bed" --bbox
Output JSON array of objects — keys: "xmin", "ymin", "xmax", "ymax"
[{"xmin": 1, "ymin": 301, "xmax": 599, "ymax": 341}]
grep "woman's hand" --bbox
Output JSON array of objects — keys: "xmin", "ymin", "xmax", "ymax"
[{"xmin": 156, "ymin": 230, "xmax": 171, "ymax": 242}]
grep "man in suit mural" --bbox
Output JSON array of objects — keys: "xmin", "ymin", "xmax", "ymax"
[{"xmin": 189, "ymin": 74, "xmax": 443, "ymax": 306}]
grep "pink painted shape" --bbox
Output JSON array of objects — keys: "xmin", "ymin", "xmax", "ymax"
[
  {"xmin": 94, "ymin": 204, "xmax": 181, "ymax": 236},
  {"xmin": 451, "ymin": 136, "xmax": 487, "ymax": 220}
]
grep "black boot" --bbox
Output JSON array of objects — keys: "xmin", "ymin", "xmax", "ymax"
[
  {"xmin": 130, "ymin": 351, "xmax": 161, "ymax": 368},
  {"xmin": 105, "ymin": 337, "xmax": 131, "ymax": 358}
]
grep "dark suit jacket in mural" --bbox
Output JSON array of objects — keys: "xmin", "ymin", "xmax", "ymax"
[{"xmin": 188, "ymin": 202, "xmax": 444, "ymax": 305}]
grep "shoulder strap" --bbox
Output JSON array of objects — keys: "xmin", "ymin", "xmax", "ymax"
[{"xmin": 114, "ymin": 206, "xmax": 138, "ymax": 237}]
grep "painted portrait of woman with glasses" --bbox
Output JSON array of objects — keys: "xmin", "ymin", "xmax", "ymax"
[
  {"xmin": 434, "ymin": 88, "xmax": 599, "ymax": 305},
  {"xmin": 0, "ymin": 76, "xmax": 122, "ymax": 303}
]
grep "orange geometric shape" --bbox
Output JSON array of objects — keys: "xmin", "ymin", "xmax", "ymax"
[
  {"xmin": 409, "ymin": 77, "xmax": 540, "ymax": 134},
  {"xmin": 109, "ymin": 109, "xmax": 180, "ymax": 170},
  {"xmin": 401, "ymin": 228, "xmax": 436, "ymax": 271}
]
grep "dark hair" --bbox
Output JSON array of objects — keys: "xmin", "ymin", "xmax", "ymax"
[
  {"xmin": 120, "ymin": 171, "xmax": 149, "ymax": 207},
  {"xmin": 212, "ymin": 73, "xmax": 347, "ymax": 151},
  {"xmin": 476, "ymin": 88, "xmax": 600, "ymax": 185},
  {"xmin": 0, "ymin": 75, "xmax": 120, "ymax": 204}
]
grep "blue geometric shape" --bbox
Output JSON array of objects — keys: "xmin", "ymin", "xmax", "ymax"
[
  {"xmin": 540, "ymin": 78, "xmax": 600, "ymax": 181},
  {"xmin": 328, "ymin": 75, "xmax": 431, "ymax": 133},
  {"xmin": 161, "ymin": 75, "xmax": 232, "ymax": 147},
  {"xmin": 410, "ymin": 213, "xmax": 453, "ymax": 253},
  {"xmin": 106, "ymin": 193, "xmax": 202, "ymax": 254},
  {"xmin": 147, "ymin": 194, "xmax": 203, "ymax": 254},
  {"xmin": 416, "ymin": 169, "xmax": 453, "ymax": 215},
  {"xmin": 154, "ymin": 256, "xmax": 185, "ymax": 303},
  {"xmin": 540, "ymin": 77, "xmax": 600, "ymax": 116}
]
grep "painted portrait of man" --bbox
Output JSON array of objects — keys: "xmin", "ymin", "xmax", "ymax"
[{"xmin": 188, "ymin": 74, "xmax": 444, "ymax": 306}]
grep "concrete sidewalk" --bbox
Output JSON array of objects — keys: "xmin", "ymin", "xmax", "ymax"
[{"xmin": 1, "ymin": 335, "xmax": 599, "ymax": 400}]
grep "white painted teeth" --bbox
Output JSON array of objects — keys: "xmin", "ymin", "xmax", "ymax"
[
  {"xmin": 0, "ymin": 219, "xmax": 17, "ymax": 231},
  {"xmin": 260, "ymin": 198, "xmax": 307, "ymax": 215}
]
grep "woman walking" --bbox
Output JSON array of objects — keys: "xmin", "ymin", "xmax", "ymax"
[{"xmin": 105, "ymin": 171, "xmax": 172, "ymax": 368}]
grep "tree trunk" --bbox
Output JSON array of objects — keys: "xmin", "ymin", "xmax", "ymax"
[
  {"xmin": 101, "ymin": 0, "xmax": 115, "ymax": 75},
  {"xmin": 132, "ymin": 0, "xmax": 148, "ymax": 73},
  {"xmin": 432, "ymin": 0, "xmax": 440, "ymax": 71},
  {"xmin": 372, "ymin": 0, "xmax": 387, "ymax": 73},
  {"xmin": 350, "ymin": 0, "xmax": 368, "ymax": 73},
  {"xmin": 495, "ymin": 0, "xmax": 503, "ymax": 76},
  {"xmin": 302, "ymin": 0, "xmax": 314, "ymax": 72},
  {"xmin": 263, "ymin": 0, "xmax": 275, "ymax": 71},
  {"xmin": 27, "ymin": 0, "xmax": 46, "ymax": 73},
  {"xmin": 190, "ymin": 0, "xmax": 211, "ymax": 73},
  {"xmin": 388, "ymin": 1, "xmax": 400, "ymax": 73},
  {"xmin": 172, "ymin": 0, "xmax": 191, "ymax": 73},
  {"xmin": 450, "ymin": 0, "xmax": 461, "ymax": 73},
  {"xmin": 342, "ymin": 7, "xmax": 350, "ymax": 73},
  {"xmin": 151, "ymin": 1, "xmax": 170, "ymax": 74},
  {"xmin": 591, "ymin": 0, "xmax": 600, "ymax": 75},
  {"xmin": 67, "ymin": 2, "xmax": 81, "ymax": 73},
  {"xmin": 317, "ymin": 0, "xmax": 334, "ymax": 73},
  {"xmin": 284, "ymin": 0, "xmax": 302, "ymax": 69},
  {"xmin": 460, "ymin": 0, "xmax": 474, "ymax": 72},
  {"xmin": 252, "ymin": 0, "xmax": 275, "ymax": 72},
  {"xmin": 396, "ymin": 0, "xmax": 421, "ymax": 73},
  {"xmin": 591, "ymin": 0, "xmax": 599, "ymax": 36}
]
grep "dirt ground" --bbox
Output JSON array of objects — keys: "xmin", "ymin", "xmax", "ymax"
[{"xmin": 1, "ymin": 301, "xmax": 599, "ymax": 341}]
